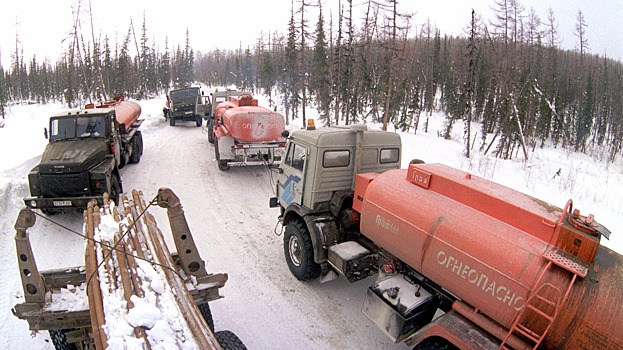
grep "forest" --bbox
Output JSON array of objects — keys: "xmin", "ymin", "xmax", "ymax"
[{"xmin": 1, "ymin": 0, "xmax": 622, "ymax": 162}]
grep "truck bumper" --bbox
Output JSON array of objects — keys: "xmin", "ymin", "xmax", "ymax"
[
  {"xmin": 217, "ymin": 140, "xmax": 286, "ymax": 167},
  {"xmin": 24, "ymin": 195, "xmax": 104, "ymax": 211},
  {"xmin": 171, "ymin": 112, "xmax": 199, "ymax": 121}
]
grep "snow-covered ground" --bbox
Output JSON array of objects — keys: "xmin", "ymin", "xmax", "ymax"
[{"xmin": 0, "ymin": 94, "xmax": 622, "ymax": 350}]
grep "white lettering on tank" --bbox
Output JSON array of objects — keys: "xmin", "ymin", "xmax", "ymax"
[
  {"xmin": 436, "ymin": 250, "xmax": 525, "ymax": 311},
  {"xmin": 375, "ymin": 215, "xmax": 399, "ymax": 234}
]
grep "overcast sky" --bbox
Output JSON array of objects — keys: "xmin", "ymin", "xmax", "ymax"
[{"xmin": 1, "ymin": 0, "xmax": 621, "ymax": 68}]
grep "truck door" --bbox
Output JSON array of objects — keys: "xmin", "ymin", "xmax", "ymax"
[
  {"xmin": 112, "ymin": 118, "xmax": 122, "ymax": 167},
  {"xmin": 277, "ymin": 142, "xmax": 307, "ymax": 207}
]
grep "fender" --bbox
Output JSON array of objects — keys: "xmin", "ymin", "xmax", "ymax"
[
  {"xmin": 404, "ymin": 310, "xmax": 502, "ymax": 350},
  {"xmin": 283, "ymin": 203, "xmax": 342, "ymax": 264},
  {"xmin": 91, "ymin": 156, "xmax": 123, "ymax": 194}
]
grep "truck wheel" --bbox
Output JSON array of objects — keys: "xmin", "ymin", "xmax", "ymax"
[
  {"xmin": 49, "ymin": 329, "xmax": 79, "ymax": 350},
  {"xmin": 136, "ymin": 131, "xmax": 144, "ymax": 155},
  {"xmin": 214, "ymin": 330, "xmax": 247, "ymax": 350},
  {"xmin": 41, "ymin": 209, "xmax": 57, "ymax": 216},
  {"xmin": 129, "ymin": 132, "xmax": 142, "ymax": 163},
  {"xmin": 170, "ymin": 118, "xmax": 176, "ymax": 126},
  {"xmin": 218, "ymin": 160, "xmax": 230, "ymax": 171},
  {"xmin": 207, "ymin": 120, "xmax": 215, "ymax": 144},
  {"xmin": 214, "ymin": 140, "xmax": 229, "ymax": 171},
  {"xmin": 197, "ymin": 302, "xmax": 215, "ymax": 332},
  {"xmin": 110, "ymin": 175, "xmax": 121, "ymax": 206},
  {"xmin": 284, "ymin": 221, "xmax": 320, "ymax": 281},
  {"xmin": 196, "ymin": 116, "xmax": 202, "ymax": 127}
]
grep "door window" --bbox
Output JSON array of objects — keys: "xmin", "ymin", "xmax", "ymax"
[{"xmin": 285, "ymin": 143, "xmax": 306, "ymax": 171}]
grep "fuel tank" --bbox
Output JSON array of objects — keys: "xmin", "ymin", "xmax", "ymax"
[
  {"xmin": 215, "ymin": 98, "xmax": 285, "ymax": 143},
  {"xmin": 86, "ymin": 96, "xmax": 141, "ymax": 131},
  {"xmin": 355, "ymin": 163, "xmax": 623, "ymax": 348}
]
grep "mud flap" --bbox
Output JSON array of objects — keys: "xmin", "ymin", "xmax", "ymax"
[
  {"xmin": 319, "ymin": 263, "xmax": 338, "ymax": 283},
  {"xmin": 302, "ymin": 215, "xmax": 341, "ymax": 265}
]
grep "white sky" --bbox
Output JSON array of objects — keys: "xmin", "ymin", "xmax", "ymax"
[{"xmin": 1, "ymin": 0, "xmax": 622, "ymax": 68}]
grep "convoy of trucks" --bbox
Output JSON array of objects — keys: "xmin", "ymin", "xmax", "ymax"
[
  {"xmin": 269, "ymin": 120, "xmax": 623, "ymax": 350},
  {"xmin": 12, "ymin": 88, "xmax": 623, "ymax": 349},
  {"xmin": 24, "ymin": 96, "xmax": 143, "ymax": 214}
]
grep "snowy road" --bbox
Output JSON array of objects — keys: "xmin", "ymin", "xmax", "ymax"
[
  {"xmin": 3, "ymin": 95, "xmax": 622, "ymax": 350},
  {"xmin": 0, "ymin": 98, "xmax": 407, "ymax": 349},
  {"xmin": 119, "ymin": 106, "xmax": 408, "ymax": 350}
]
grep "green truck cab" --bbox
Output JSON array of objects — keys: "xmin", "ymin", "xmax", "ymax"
[
  {"xmin": 165, "ymin": 87, "xmax": 208, "ymax": 127},
  {"xmin": 24, "ymin": 98, "xmax": 143, "ymax": 214}
]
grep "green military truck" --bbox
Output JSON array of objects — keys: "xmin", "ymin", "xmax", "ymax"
[
  {"xmin": 165, "ymin": 86, "xmax": 208, "ymax": 127},
  {"xmin": 24, "ymin": 97, "xmax": 143, "ymax": 214}
]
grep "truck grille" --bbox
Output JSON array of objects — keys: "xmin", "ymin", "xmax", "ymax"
[{"xmin": 40, "ymin": 173, "xmax": 90, "ymax": 198}]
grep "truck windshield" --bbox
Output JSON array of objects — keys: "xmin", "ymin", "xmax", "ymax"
[
  {"xmin": 170, "ymin": 88, "xmax": 200, "ymax": 99},
  {"xmin": 49, "ymin": 115, "xmax": 107, "ymax": 141}
]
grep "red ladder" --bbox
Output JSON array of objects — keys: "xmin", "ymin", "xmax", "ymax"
[{"xmin": 500, "ymin": 247, "xmax": 586, "ymax": 350}]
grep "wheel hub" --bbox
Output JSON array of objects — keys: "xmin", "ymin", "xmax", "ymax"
[{"xmin": 289, "ymin": 236, "xmax": 302, "ymax": 266}]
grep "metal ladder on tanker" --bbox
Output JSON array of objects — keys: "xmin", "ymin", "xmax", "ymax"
[{"xmin": 499, "ymin": 246, "xmax": 588, "ymax": 350}]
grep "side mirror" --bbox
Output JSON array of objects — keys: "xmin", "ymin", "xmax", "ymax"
[
  {"xmin": 269, "ymin": 197, "xmax": 279, "ymax": 208},
  {"xmin": 281, "ymin": 130, "xmax": 290, "ymax": 138},
  {"xmin": 44, "ymin": 127, "xmax": 48, "ymax": 139}
]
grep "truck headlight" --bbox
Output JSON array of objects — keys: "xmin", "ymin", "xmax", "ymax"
[{"xmin": 30, "ymin": 200, "xmax": 37, "ymax": 208}]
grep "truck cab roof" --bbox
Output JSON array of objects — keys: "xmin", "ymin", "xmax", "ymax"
[
  {"xmin": 52, "ymin": 108, "xmax": 114, "ymax": 118},
  {"xmin": 169, "ymin": 87, "xmax": 201, "ymax": 98},
  {"xmin": 283, "ymin": 124, "xmax": 402, "ymax": 211},
  {"xmin": 290, "ymin": 125, "xmax": 401, "ymax": 149}
]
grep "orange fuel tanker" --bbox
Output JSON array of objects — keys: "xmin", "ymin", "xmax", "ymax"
[
  {"xmin": 270, "ymin": 123, "xmax": 623, "ymax": 350},
  {"xmin": 86, "ymin": 95, "xmax": 141, "ymax": 131},
  {"xmin": 212, "ymin": 93, "xmax": 286, "ymax": 170}
]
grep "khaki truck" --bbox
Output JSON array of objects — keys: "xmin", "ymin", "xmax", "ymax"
[{"xmin": 270, "ymin": 121, "xmax": 623, "ymax": 349}]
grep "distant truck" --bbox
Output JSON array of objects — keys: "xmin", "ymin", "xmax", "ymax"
[
  {"xmin": 270, "ymin": 121, "xmax": 623, "ymax": 350},
  {"xmin": 164, "ymin": 86, "xmax": 207, "ymax": 127},
  {"xmin": 205, "ymin": 89, "xmax": 251, "ymax": 144},
  {"xmin": 210, "ymin": 93, "xmax": 286, "ymax": 170},
  {"xmin": 24, "ymin": 96, "xmax": 143, "ymax": 214}
]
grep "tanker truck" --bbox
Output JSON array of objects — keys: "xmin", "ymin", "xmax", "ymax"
[
  {"xmin": 211, "ymin": 93, "xmax": 286, "ymax": 170},
  {"xmin": 24, "ymin": 96, "xmax": 143, "ymax": 214},
  {"xmin": 269, "ymin": 121, "xmax": 623, "ymax": 350}
]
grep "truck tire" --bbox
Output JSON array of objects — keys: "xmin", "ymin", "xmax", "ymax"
[
  {"xmin": 170, "ymin": 118, "xmax": 176, "ymax": 126},
  {"xmin": 42, "ymin": 208, "xmax": 57, "ymax": 216},
  {"xmin": 207, "ymin": 120, "xmax": 215, "ymax": 144},
  {"xmin": 198, "ymin": 302, "xmax": 215, "ymax": 332},
  {"xmin": 214, "ymin": 330, "xmax": 247, "ymax": 350},
  {"xmin": 49, "ymin": 329, "xmax": 79, "ymax": 350},
  {"xmin": 196, "ymin": 116, "xmax": 202, "ymax": 127},
  {"xmin": 109, "ymin": 175, "xmax": 121, "ymax": 206},
  {"xmin": 284, "ymin": 221, "xmax": 320, "ymax": 281},
  {"xmin": 214, "ymin": 140, "xmax": 230, "ymax": 171},
  {"xmin": 129, "ymin": 132, "xmax": 142, "ymax": 164},
  {"xmin": 138, "ymin": 131, "xmax": 144, "ymax": 155}
]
